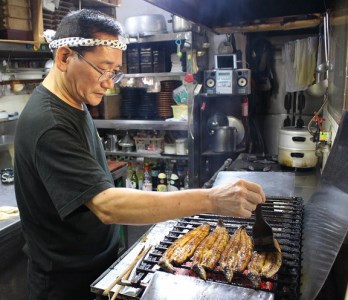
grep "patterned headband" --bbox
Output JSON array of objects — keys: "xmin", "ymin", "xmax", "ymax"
[{"xmin": 44, "ymin": 30, "xmax": 127, "ymax": 51}]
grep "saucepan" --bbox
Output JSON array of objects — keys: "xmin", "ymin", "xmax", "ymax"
[
  {"xmin": 124, "ymin": 14, "xmax": 167, "ymax": 37},
  {"xmin": 169, "ymin": 15, "xmax": 193, "ymax": 32}
]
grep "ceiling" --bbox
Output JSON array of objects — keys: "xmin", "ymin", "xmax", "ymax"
[{"xmin": 144, "ymin": 0, "xmax": 345, "ymax": 32}]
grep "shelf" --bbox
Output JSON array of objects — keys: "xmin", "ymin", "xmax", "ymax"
[
  {"xmin": 202, "ymin": 147, "xmax": 246, "ymax": 156},
  {"xmin": 124, "ymin": 72, "xmax": 186, "ymax": 78},
  {"xmin": 94, "ymin": 119, "xmax": 188, "ymax": 131},
  {"xmin": 126, "ymin": 31, "xmax": 192, "ymax": 44},
  {"xmin": 105, "ymin": 150, "xmax": 188, "ymax": 160}
]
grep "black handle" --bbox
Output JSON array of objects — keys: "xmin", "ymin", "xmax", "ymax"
[
  {"xmin": 292, "ymin": 136, "xmax": 306, "ymax": 142},
  {"xmin": 255, "ymin": 204, "xmax": 263, "ymax": 219},
  {"xmin": 291, "ymin": 152, "xmax": 304, "ymax": 158}
]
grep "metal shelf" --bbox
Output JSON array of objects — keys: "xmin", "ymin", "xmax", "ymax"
[
  {"xmin": 105, "ymin": 150, "xmax": 188, "ymax": 160},
  {"xmin": 124, "ymin": 72, "xmax": 185, "ymax": 78},
  {"xmin": 126, "ymin": 31, "xmax": 192, "ymax": 44},
  {"xmin": 93, "ymin": 119, "xmax": 188, "ymax": 131}
]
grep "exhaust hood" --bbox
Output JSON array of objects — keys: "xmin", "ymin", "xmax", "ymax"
[{"xmin": 144, "ymin": 0, "xmax": 344, "ymax": 32}]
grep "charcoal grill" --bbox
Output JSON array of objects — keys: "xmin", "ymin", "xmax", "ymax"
[{"xmin": 111, "ymin": 196, "xmax": 303, "ymax": 300}]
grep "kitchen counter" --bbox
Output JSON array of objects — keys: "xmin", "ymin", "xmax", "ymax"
[
  {"xmin": 0, "ymin": 182, "xmax": 20, "ymax": 239},
  {"xmin": 91, "ymin": 169, "xmax": 319, "ymax": 299}
]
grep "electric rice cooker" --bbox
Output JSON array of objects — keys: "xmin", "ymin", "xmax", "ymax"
[{"xmin": 278, "ymin": 127, "xmax": 318, "ymax": 168}]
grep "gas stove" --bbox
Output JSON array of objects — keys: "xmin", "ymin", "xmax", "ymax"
[{"xmin": 228, "ymin": 153, "xmax": 285, "ymax": 172}]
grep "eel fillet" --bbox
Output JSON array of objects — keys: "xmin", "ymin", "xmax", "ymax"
[
  {"xmin": 191, "ymin": 219, "xmax": 230, "ymax": 280},
  {"xmin": 158, "ymin": 223, "xmax": 210, "ymax": 273},
  {"xmin": 219, "ymin": 225, "xmax": 253, "ymax": 282},
  {"xmin": 247, "ymin": 238, "xmax": 282, "ymax": 286}
]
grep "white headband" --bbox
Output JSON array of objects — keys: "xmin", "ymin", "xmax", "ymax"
[{"xmin": 44, "ymin": 30, "xmax": 127, "ymax": 51}]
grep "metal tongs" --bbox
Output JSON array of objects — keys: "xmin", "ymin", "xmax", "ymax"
[{"xmin": 252, "ymin": 204, "xmax": 278, "ymax": 252}]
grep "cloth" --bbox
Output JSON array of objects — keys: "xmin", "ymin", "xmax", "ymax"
[
  {"xmin": 14, "ymin": 85, "xmax": 120, "ymax": 294},
  {"xmin": 43, "ymin": 30, "xmax": 127, "ymax": 51},
  {"xmin": 0, "ymin": 206, "xmax": 19, "ymax": 220}
]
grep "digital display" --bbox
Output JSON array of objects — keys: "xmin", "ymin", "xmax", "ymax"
[{"xmin": 214, "ymin": 54, "xmax": 237, "ymax": 69}]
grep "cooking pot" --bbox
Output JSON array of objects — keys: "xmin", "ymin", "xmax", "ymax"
[
  {"xmin": 169, "ymin": 15, "xmax": 192, "ymax": 32},
  {"xmin": 210, "ymin": 126, "xmax": 237, "ymax": 153},
  {"xmin": 124, "ymin": 14, "xmax": 167, "ymax": 37},
  {"xmin": 278, "ymin": 127, "xmax": 317, "ymax": 168}
]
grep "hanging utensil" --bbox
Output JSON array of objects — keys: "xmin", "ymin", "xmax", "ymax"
[
  {"xmin": 296, "ymin": 91, "xmax": 305, "ymax": 128},
  {"xmin": 283, "ymin": 92, "xmax": 292, "ymax": 127}
]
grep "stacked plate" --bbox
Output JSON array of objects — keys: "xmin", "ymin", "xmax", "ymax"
[
  {"xmin": 120, "ymin": 87, "xmax": 146, "ymax": 119},
  {"xmin": 157, "ymin": 80, "xmax": 182, "ymax": 119},
  {"xmin": 138, "ymin": 92, "xmax": 158, "ymax": 119}
]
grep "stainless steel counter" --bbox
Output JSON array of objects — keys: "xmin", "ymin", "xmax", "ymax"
[{"xmin": 0, "ymin": 182, "xmax": 20, "ymax": 237}]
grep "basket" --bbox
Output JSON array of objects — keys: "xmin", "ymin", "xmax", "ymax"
[
  {"xmin": 133, "ymin": 136, "xmax": 164, "ymax": 153},
  {"xmin": 171, "ymin": 104, "xmax": 188, "ymax": 120}
]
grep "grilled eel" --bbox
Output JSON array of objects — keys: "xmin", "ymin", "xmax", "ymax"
[
  {"xmin": 191, "ymin": 219, "xmax": 230, "ymax": 280},
  {"xmin": 219, "ymin": 225, "xmax": 253, "ymax": 282},
  {"xmin": 158, "ymin": 223, "xmax": 210, "ymax": 273},
  {"xmin": 247, "ymin": 238, "xmax": 282, "ymax": 286}
]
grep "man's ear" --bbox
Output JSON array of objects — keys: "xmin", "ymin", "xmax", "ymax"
[{"xmin": 55, "ymin": 46, "xmax": 74, "ymax": 72}]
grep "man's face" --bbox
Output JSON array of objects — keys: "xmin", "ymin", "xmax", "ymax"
[{"xmin": 65, "ymin": 33, "xmax": 123, "ymax": 107}]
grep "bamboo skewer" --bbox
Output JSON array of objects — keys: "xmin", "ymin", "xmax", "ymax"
[{"xmin": 102, "ymin": 245, "xmax": 152, "ymax": 297}]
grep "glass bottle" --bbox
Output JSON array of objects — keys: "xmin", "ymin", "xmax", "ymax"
[
  {"xmin": 184, "ymin": 169, "xmax": 190, "ymax": 190},
  {"xmin": 142, "ymin": 164, "xmax": 153, "ymax": 191},
  {"xmin": 157, "ymin": 162, "xmax": 167, "ymax": 192},
  {"xmin": 136, "ymin": 162, "xmax": 143, "ymax": 190},
  {"xmin": 168, "ymin": 162, "xmax": 180, "ymax": 191},
  {"xmin": 130, "ymin": 168, "xmax": 139, "ymax": 189},
  {"xmin": 125, "ymin": 162, "xmax": 133, "ymax": 188},
  {"xmin": 151, "ymin": 163, "xmax": 159, "ymax": 191}
]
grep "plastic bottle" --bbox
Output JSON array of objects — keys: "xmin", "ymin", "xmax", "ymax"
[
  {"xmin": 168, "ymin": 162, "xmax": 180, "ymax": 191},
  {"xmin": 142, "ymin": 164, "xmax": 153, "ymax": 191},
  {"xmin": 157, "ymin": 162, "xmax": 167, "ymax": 192}
]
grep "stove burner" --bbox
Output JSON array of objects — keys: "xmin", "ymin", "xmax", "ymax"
[
  {"xmin": 246, "ymin": 154, "xmax": 278, "ymax": 164},
  {"xmin": 247, "ymin": 165, "xmax": 271, "ymax": 172}
]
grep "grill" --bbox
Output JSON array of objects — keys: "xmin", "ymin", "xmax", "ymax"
[{"xmin": 114, "ymin": 196, "xmax": 303, "ymax": 300}]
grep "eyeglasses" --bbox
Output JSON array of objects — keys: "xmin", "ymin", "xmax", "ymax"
[{"xmin": 74, "ymin": 51, "xmax": 124, "ymax": 84}]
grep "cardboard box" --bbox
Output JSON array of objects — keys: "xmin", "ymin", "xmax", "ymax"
[
  {"xmin": 2, "ymin": 5, "xmax": 31, "ymax": 19},
  {"xmin": 2, "ymin": 0, "xmax": 30, "ymax": 8},
  {"xmin": 2, "ymin": 17, "xmax": 32, "ymax": 30}
]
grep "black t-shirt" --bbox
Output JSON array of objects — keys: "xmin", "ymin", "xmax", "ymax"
[{"xmin": 14, "ymin": 85, "xmax": 119, "ymax": 272}]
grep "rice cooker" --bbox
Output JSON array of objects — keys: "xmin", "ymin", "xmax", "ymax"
[{"xmin": 278, "ymin": 127, "xmax": 318, "ymax": 168}]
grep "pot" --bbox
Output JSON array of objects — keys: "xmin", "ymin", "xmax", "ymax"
[
  {"xmin": 278, "ymin": 127, "xmax": 315, "ymax": 150},
  {"xmin": 210, "ymin": 126, "xmax": 237, "ymax": 153},
  {"xmin": 278, "ymin": 127, "xmax": 317, "ymax": 168},
  {"xmin": 278, "ymin": 147, "xmax": 318, "ymax": 168},
  {"xmin": 170, "ymin": 15, "xmax": 192, "ymax": 32},
  {"xmin": 124, "ymin": 14, "xmax": 167, "ymax": 37}
]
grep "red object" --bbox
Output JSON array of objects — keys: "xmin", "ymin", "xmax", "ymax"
[
  {"xmin": 242, "ymin": 97, "xmax": 249, "ymax": 117},
  {"xmin": 184, "ymin": 74, "xmax": 194, "ymax": 83}
]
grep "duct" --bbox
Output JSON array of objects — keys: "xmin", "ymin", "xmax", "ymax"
[{"xmin": 301, "ymin": 110, "xmax": 348, "ymax": 300}]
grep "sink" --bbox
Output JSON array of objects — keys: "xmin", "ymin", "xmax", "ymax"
[{"xmin": 0, "ymin": 135, "xmax": 14, "ymax": 145}]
